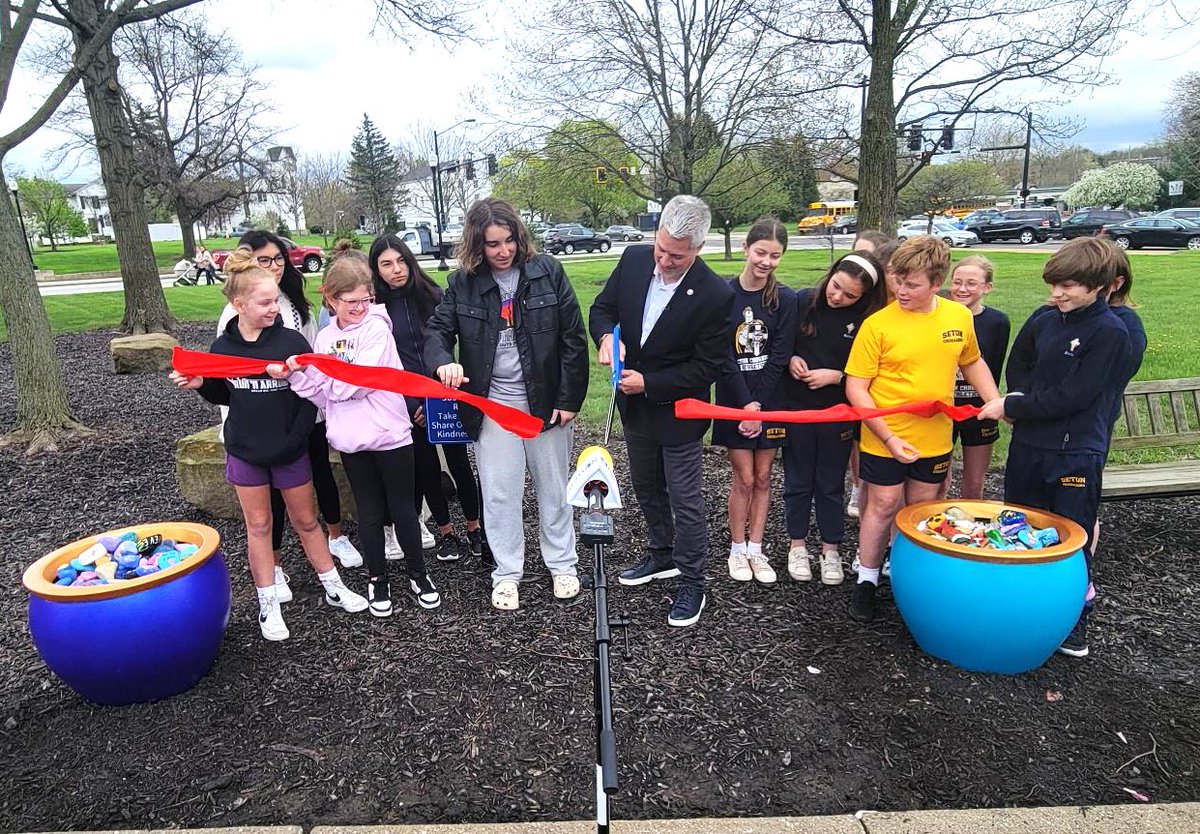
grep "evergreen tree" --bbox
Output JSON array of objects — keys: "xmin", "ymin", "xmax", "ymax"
[{"xmin": 347, "ymin": 115, "xmax": 400, "ymax": 232}]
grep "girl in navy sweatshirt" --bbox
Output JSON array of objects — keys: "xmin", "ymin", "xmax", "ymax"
[
  {"xmin": 715, "ymin": 217, "xmax": 795, "ymax": 584},
  {"xmin": 369, "ymin": 234, "xmax": 483, "ymax": 563},
  {"xmin": 782, "ymin": 251, "xmax": 886, "ymax": 586},
  {"xmin": 171, "ymin": 248, "xmax": 368, "ymax": 642}
]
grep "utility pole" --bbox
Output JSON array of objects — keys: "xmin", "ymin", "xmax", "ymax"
[{"xmin": 980, "ymin": 109, "xmax": 1034, "ymax": 208}]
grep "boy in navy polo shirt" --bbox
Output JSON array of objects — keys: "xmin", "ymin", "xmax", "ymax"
[{"xmin": 978, "ymin": 238, "xmax": 1131, "ymax": 659}]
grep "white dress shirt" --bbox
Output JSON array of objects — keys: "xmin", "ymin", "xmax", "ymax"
[{"xmin": 640, "ymin": 270, "xmax": 684, "ymax": 347}]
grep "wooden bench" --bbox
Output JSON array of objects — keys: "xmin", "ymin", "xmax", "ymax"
[{"xmin": 1102, "ymin": 377, "xmax": 1200, "ymax": 501}]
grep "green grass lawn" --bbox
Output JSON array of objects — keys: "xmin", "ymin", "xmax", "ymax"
[{"xmin": 16, "ymin": 248, "xmax": 1200, "ymax": 461}]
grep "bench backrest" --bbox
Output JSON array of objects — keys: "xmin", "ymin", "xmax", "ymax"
[{"xmin": 1110, "ymin": 377, "xmax": 1200, "ymax": 451}]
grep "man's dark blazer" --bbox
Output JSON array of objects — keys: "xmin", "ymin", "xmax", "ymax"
[{"xmin": 588, "ymin": 244, "xmax": 734, "ymax": 445}]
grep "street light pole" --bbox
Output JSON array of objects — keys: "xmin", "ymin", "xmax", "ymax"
[
  {"xmin": 433, "ymin": 118, "xmax": 476, "ymax": 271},
  {"xmin": 9, "ymin": 185, "xmax": 36, "ymax": 268},
  {"xmin": 1020, "ymin": 110, "xmax": 1033, "ymax": 209}
]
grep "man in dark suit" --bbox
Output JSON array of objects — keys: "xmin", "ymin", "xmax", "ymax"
[{"xmin": 588, "ymin": 195, "xmax": 734, "ymax": 627}]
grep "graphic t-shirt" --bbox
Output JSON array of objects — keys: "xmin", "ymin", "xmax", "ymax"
[
  {"xmin": 489, "ymin": 267, "xmax": 525, "ymax": 404},
  {"xmin": 716, "ymin": 278, "xmax": 796, "ymax": 411},
  {"xmin": 844, "ymin": 297, "xmax": 981, "ymax": 458},
  {"xmin": 954, "ymin": 305, "xmax": 1010, "ymax": 404}
]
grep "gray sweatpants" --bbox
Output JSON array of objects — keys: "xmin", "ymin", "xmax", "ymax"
[{"xmin": 475, "ymin": 404, "xmax": 577, "ymax": 587}]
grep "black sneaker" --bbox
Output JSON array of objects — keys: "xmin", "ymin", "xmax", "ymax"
[
  {"xmin": 1058, "ymin": 609, "xmax": 1090, "ymax": 657},
  {"xmin": 848, "ymin": 580, "xmax": 877, "ymax": 623},
  {"xmin": 667, "ymin": 584, "xmax": 706, "ymax": 627},
  {"xmin": 618, "ymin": 550, "xmax": 680, "ymax": 586},
  {"xmin": 466, "ymin": 528, "xmax": 484, "ymax": 558},
  {"xmin": 436, "ymin": 533, "xmax": 464, "ymax": 562},
  {"xmin": 367, "ymin": 578, "xmax": 392, "ymax": 618},
  {"xmin": 409, "ymin": 573, "xmax": 442, "ymax": 610}
]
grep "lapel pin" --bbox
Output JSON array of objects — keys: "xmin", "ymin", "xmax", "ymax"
[{"xmin": 686, "ymin": 288, "xmax": 694, "ymax": 296}]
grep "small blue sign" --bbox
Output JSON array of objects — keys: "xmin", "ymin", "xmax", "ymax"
[{"xmin": 425, "ymin": 398, "xmax": 471, "ymax": 444}]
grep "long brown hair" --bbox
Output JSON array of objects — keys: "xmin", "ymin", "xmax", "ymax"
[
  {"xmin": 799, "ymin": 251, "xmax": 886, "ymax": 337},
  {"xmin": 743, "ymin": 216, "xmax": 789, "ymax": 311},
  {"xmin": 454, "ymin": 197, "xmax": 534, "ymax": 276}
]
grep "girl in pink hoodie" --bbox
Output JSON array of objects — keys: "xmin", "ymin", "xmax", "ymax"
[{"xmin": 268, "ymin": 253, "xmax": 440, "ymax": 617}]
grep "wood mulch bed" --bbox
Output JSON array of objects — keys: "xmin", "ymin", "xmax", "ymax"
[{"xmin": 0, "ymin": 326, "xmax": 1196, "ymax": 831}]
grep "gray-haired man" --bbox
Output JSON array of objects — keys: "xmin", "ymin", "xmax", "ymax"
[{"xmin": 588, "ymin": 195, "xmax": 734, "ymax": 627}]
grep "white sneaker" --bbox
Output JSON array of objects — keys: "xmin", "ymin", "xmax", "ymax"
[
  {"xmin": 323, "ymin": 577, "xmax": 369, "ymax": 612},
  {"xmin": 787, "ymin": 545, "xmax": 812, "ymax": 582},
  {"xmin": 258, "ymin": 598, "xmax": 289, "ymax": 641},
  {"xmin": 328, "ymin": 535, "xmax": 363, "ymax": 568},
  {"xmin": 820, "ymin": 551, "xmax": 845, "ymax": 585},
  {"xmin": 850, "ymin": 554, "xmax": 861, "ymax": 574},
  {"xmin": 273, "ymin": 566, "xmax": 293, "ymax": 604},
  {"xmin": 420, "ymin": 524, "xmax": 435, "ymax": 550},
  {"xmin": 882, "ymin": 557, "xmax": 892, "ymax": 579},
  {"xmin": 728, "ymin": 550, "xmax": 752, "ymax": 581},
  {"xmin": 847, "ymin": 485, "xmax": 861, "ymax": 519},
  {"xmin": 384, "ymin": 526, "xmax": 404, "ymax": 561},
  {"xmin": 748, "ymin": 553, "xmax": 777, "ymax": 584}
]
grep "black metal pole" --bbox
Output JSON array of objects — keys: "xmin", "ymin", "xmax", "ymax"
[
  {"xmin": 592, "ymin": 537, "xmax": 618, "ymax": 834},
  {"xmin": 1021, "ymin": 111, "xmax": 1033, "ymax": 209}
]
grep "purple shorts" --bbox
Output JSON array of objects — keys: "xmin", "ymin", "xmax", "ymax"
[{"xmin": 225, "ymin": 453, "xmax": 313, "ymax": 490}]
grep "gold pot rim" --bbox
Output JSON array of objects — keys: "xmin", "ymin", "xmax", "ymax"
[
  {"xmin": 23, "ymin": 522, "xmax": 221, "ymax": 601},
  {"xmin": 894, "ymin": 500, "xmax": 1087, "ymax": 565}
]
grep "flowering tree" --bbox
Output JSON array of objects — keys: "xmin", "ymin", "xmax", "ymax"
[{"xmin": 1062, "ymin": 162, "xmax": 1163, "ymax": 209}]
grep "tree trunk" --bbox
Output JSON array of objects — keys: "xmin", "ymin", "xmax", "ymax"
[
  {"xmin": 177, "ymin": 199, "xmax": 197, "ymax": 259},
  {"xmin": 723, "ymin": 226, "xmax": 733, "ymax": 260},
  {"xmin": 0, "ymin": 153, "xmax": 83, "ymax": 450},
  {"xmin": 70, "ymin": 1, "xmax": 175, "ymax": 335},
  {"xmin": 858, "ymin": 0, "xmax": 899, "ymax": 235}
]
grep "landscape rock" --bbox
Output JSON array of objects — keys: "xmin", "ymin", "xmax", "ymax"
[{"xmin": 110, "ymin": 332, "xmax": 179, "ymax": 373}]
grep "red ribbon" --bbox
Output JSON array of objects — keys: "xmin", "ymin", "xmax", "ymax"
[
  {"xmin": 674, "ymin": 398, "xmax": 982, "ymax": 424},
  {"xmin": 171, "ymin": 346, "xmax": 545, "ymax": 439}
]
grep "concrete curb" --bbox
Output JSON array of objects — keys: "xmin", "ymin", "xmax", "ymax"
[{"xmin": 16, "ymin": 806, "xmax": 1200, "ymax": 834}]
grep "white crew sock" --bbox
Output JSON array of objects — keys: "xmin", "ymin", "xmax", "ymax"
[
  {"xmin": 730, "ymin": 541, "xmax": 747, "ymax": 557},
  {"xmin": 747, "ymin": 541, "xmax": 763, "ymax": 556},
  {"xmin": 256, "ymin": 585, "xmax": 277, "ymax": 606},
  {"xmin": 857, "ymin": 566, "xmax": 881, "ymax": 586}
]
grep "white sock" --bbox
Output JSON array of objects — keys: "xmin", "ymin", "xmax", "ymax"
[
  {"xmin": 273, "ymin": 565, "xmax": 287, "ymax": 585},
  {"xmin": 730, "ymin": 541, "xmax": 747, "ymax": 557},
  {"xmin": 857, "ymin": 566, "xmax": 881, "ymax": 585},
  {"xmin": 256, "ymin": 585, "xmax": 277, "ymax": 606},
  {"xmin": 823, "ymin": 546, "xmax": 839, "ymax": 558},
  {"xmin": 317, "ymin": 567, "xmax": 341, "ymax": 590},
  {"xmin": 747, "ymin": 541, "xmax": 763, "ymax": 556}
]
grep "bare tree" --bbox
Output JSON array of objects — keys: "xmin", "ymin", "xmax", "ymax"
[
  {"xmin": 774, "ymin": 0, "xmax": 1159, "ymax": 232},
  {"xmin": 393, "ymin": 124, "xmax": 475, "ymax": 222},
  {"xmin": 371, "ymin": 0, "xmax": 475, "ymax": 41},
  {"xmin": 502, "ymin": 0, "xmax": 840, "ymax": 203},
  {"xmin": 115, "ymin": 12, "xmax": 278, "ymax": 255},
  {"xmin": 296, "ymin": 151, "xmax": 358, "ymax": 245}
]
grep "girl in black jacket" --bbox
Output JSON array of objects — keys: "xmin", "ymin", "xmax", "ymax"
[
  {"xmin": 425, "ymin": 198, "xmax": 589, "ymax": 612},
  {"xmin": 370, "ymin": 234, "xmax": 483, "ymax": 563},
  {"xmin": 171, "ymin": 249, "xmax": 368, "ymax": 642}
]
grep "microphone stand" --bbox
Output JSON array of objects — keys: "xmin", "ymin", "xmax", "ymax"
[{"xmin": 579, "ymin": 378, "xmax": 629, "ymax": 834}]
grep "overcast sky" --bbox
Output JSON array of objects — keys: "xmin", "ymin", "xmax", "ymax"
[{"xmin": 2, "ymin": 0, "xmax": 1195, "ymax": 182}]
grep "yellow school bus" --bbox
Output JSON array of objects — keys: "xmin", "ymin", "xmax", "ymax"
[{"xmin": 797, "ymin": 201, "xmax": 857, "ymax": 234}]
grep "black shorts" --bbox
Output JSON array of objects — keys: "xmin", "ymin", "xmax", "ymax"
[
  {"xmin": 711, "ymin": 420, "xmax": 788, "ymax": 450},
  {"xmin": 953, "ymin": 416, "xmax": 1000, "ymax": 448},
  {"xmin": 859, "ymin": 451, "xmax": 951, "ymax": 487}
]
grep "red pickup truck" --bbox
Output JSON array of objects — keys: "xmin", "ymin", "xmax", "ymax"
[{"xmin": 212, "ymin": 237, "xmax": 325, "ymax": 273}]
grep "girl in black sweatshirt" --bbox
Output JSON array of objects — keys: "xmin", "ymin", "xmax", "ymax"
[
  {"xmin": 369, "ymin": 234, "xmax": 483, "ymax": 563},
  {"xmin": 782, "ymin": 251, "xmax": 886, "ymax": 586},
  {"xmin": 170, "ymin": 249, "xmax": 368, "ymax": 642}
]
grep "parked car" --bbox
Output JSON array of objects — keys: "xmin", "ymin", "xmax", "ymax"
[
  {"xmin": 605, "ymin": 224, "xmax": 645, "ymax": 241},
  {"xmin": 1100, "ymin": 217, "xmax": 1200, "ymax": 251},
  {"xmin": 1061, "ymin": 208, "xmax": 1139, "ymax": 239},
  {"xmin": 528, "ymin": 221, "xmax": 553, "ymax": 236},
  {"xmin": 211, "ymin": 236, "xmax": 324, "ymax": 273},
  {"xmin": 542, "ymin": 223, "xmax": 574, "ymax": 243},
  {"xmin": 896, "ymin": 220, "xmax": 980, "ymax": 248},
  {"xmin": 959, "ymin": 208, "xmax": 1005, "ymax": 227},
  {"xmin": 1152, "ymin": 207, "xmax": 1200, "ymax": 222},
  {"xmin": 965, "ymin": 208, "xmax": 1062, "ymax": 244},
  {"xmin": 832, "ymin": 215, "xmax": 858, "ymax": 234},
  {"xmin": 544, "ymin": 225, "xmax": 612, "ymax": 254}
]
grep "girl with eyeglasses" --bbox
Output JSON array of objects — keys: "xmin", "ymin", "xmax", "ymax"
[
  {"xmin": 269, "ymin": 255, "xmax": 441, "ymax": 616},
  {"xmin": 939, "ymin": 255, "xmax": 1010, "ymax": 500},
  {"xmin": 217, "ymin": 231, "xmax": 363, "ymax": 606}
]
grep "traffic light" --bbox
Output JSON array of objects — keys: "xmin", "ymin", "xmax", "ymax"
[
  {"xmin": 466, "ymin": 159, "xmax": 476, "ymax": 181},
  {"xmin": 595, "ymin": 167, "xmax": 608, "ymax": 185},
  {"xmin": 486, "ymin": 154, "xmax": 497, "ymax": 176},
  {"xmin": 941, "ymin": 125, "xmax": 955, "ymax": 150},
  {"xmin": 907, "ymin": 126, "xmax": 922, "ymax": 152}
]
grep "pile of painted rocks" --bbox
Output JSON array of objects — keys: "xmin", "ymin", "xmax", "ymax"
[
  {"xmin": 917, "ymin": 507, "xmax": 1061, "ymax": 551},
  {"xmin": 55, "ymin": 532, "xmax": 199, "ymax": 586}
]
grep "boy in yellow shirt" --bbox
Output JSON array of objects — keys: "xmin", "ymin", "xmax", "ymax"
[{"xmin": 843, "ymin": 236, "xmax": 1001, "ymax": 623}]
